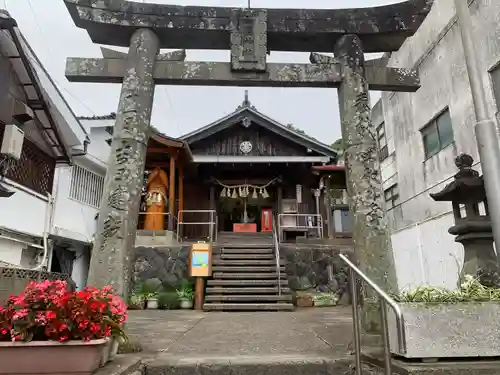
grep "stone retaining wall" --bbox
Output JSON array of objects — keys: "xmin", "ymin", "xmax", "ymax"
[
  {"xmin": 281, "ymin": 245, "xmax": 354, "ymax": 305},
  {"xmin": 133, "ymin": 244, "xmax": 354, "ymax": 305},
  {"xmin": 133, "ymin": 246, "xmax": 190, "ymax": 290}
]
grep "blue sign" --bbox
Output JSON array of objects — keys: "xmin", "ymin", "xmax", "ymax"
[{"xmin": 191, "ymin": 250, "xmax": 209, "ymax": 268}]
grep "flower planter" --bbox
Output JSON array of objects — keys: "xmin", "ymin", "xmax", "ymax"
[
  {"xmin": 314, "ymin": 298, "xmax": 336, "ymax": 307},
  {"xmin": 100, "ymin": 337, "xmax": 119, "ymax": 367},
  {"xmin": 296, "ymin": 295, "xmax": 314, "ymax": 307},
  {"xmin": 108, "ymin": 337, "xmax": 119, "ymax": 361},
  {"xmin": 388, "ymin": 302, "xmax": 500, "ymax": 358},
  {"xmin": 179, "ymin": 299, "xmax": 193, "ymax": 309},
  {"xmin": 146, "ymin": 298, "xmax": 159, "ymax": 309},
  {"xmin": 0, "ymin": 339, "xmax": 108, "ymax": 375}
]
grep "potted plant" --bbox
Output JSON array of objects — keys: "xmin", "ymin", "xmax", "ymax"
[
  {"xmin": 0, "ymin": 280, "xmax": 128, "ymax": 375},
  {"xmin": 139, "ymin": 279, "xmax": 162, "ymax": 310},
  {"xmin": 176, "ymin": 281, "xmax": 194, "ymax": 309},
  {"xmin": 145, "ymin": 293, "xmax": 159, "ymax": 309},
  {"xmin": 389, "ymin": 275, "xmax": 500, "ymax": 359},
  {"xmin": 158, "ymin": 291, "xmax": 180, "ymax": 310},
  {"xmin": 128, "ymin": 293, "xmax": 145, "ymax": 310},
  {"xmin": 313, "ymin": 293, "xmax": 338, "ymax": 307},
  {"xmin": 294, "ymin": 291, "xmax": 314, "ymax": 307}
]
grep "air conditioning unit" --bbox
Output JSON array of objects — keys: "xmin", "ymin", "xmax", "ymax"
[{"xmin": 1, "ymin": 124, "xmax": 24, "ymax": 160}]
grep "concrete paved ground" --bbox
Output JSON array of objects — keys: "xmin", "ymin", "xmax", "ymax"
[{"xmin": 126, "ymin": 306, "xmax": 354, "ymax": 363}]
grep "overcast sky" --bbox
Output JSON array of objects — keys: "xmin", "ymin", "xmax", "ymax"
[{"xmin": 4, "ymin": 0, "xmax": 395, "ymax": 144}]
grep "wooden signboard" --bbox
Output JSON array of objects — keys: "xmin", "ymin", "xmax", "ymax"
[{"xmin": 189, "ymin": 242, "xmax": 212, "ymax": 277}]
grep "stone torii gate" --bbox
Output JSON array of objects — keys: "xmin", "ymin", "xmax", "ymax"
[{"xmin": 63, "ymin": 0, "xmax": 432, "ymax": 320}]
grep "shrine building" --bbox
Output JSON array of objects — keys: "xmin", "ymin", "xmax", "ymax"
[{"xmin": 139, "ymin": 92, "xmax": 346, "ymax": 243}]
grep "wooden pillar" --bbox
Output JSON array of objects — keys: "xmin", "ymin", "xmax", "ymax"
[
  {"xmin": 277, "ymin": 185, "xmax": 283, "ymax": 241},
  {"xmin": 325, "ymin": 176, "xmax": 334, "ymax": 239},
  {"xmin": 209, "ymin": 185, "xmax": 216, "ymax": 240},
  {"xmin": 168, "ymin": 156, "xmax": 176, "ymax": 231},
  {"xmin": 194, "ymin": 277, "xmax": 204, "ymax": 310},
  {"xmin": 178, "ymin": 165, "xmax": 184, "ymax": 227}
]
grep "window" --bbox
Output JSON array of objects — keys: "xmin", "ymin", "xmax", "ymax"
[
  {"xmin": 69, "ymin": 165, "xmax": 104, "ymax": 208},
  {"xmin": 421, "ymin": 109, "xmax": 454, "ymax": 158},
  {"xmin": 384, "ymin": 184, "xmax": 400, "ymax": 210},
  {"xmin": 376, "ymin": 122, "xmax": 389, "ymax": 161}
]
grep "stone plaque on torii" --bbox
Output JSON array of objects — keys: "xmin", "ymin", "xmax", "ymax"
[{"xmin": 63, "ymin": 0, "xmax": 433, "ymax": 321}]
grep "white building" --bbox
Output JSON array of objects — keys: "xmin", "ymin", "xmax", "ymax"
[
  {"xmin": 373, "ymin": 0, "xmax": 500, "ymax": 292},
  {"xmin": 49, "ymin": 116, "xmax": 111, "ymax": 289},
  {"xmin": 0, "ymin": 11, "xmax": 110, "ymax": 291}
]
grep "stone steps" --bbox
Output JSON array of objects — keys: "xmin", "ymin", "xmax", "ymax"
[
  {"xmin": 213, "ymin": 272, "xmax": 286, "ymax": 279},
  {"xmin": 212, "ymin": 266, "xmax": 285, "ymax": 272},
  {"xmin": 213, "ymin": 259, "xmax": 282, "ymax": 266},
  {"xmin": 205, "ymin": 294, "xmax": 292, "ymax": 302},
  {"xmin": 207, "ymin": 279, "xmax": 289, "ymax": 286},
  {"xmin": 206, "ymin": 287, "xmax": 291, "ymax": 294},
  {"xmin": 203, "ymin": 302, "xmax": 294, "ymax": 311},
  {"xmin": 206, "ymin": 242, "xmax": 293, "ymax": 311},
  {"xmin": 220, "ymin": 247, "xmax": 274, "ymax": 257},
  {"xmin": 219, "ymin": 244, "xmax": 274, "ymax": 249}
]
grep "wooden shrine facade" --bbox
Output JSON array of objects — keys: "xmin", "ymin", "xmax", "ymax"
[{"xmin": 140, "ymin": 94, "xmax": 347, "ymax": 241}]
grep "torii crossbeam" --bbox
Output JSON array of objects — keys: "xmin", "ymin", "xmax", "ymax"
[{"xmin": 63, "ymin": 0, "xmax": 433, "ymax": 329}]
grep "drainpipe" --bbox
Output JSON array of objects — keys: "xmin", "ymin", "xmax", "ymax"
[
  {"xmin": 32, "ymin": 192, "xmax": 54, "ymax": 271},
  {"xmin": 454, "ymin": 0, "xmax": 500, "ymax": 258},
  {"xmin": 314, "ymin": 189, "xmax": 321, "ymax": 238}
]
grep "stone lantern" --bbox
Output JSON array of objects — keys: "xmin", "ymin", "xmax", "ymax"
[{"xmin": 430, "ymin": 153, "xmax": 499, "ymax": 287}]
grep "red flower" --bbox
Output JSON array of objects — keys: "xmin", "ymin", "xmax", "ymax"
[{"xmin": 0, "ymin": 281, "xmax": 128, "ymax": 343}]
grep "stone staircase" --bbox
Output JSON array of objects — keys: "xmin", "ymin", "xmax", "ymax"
[{"xmin": 203, "ymin": 232, "xmax": 294, "ymax": 311}]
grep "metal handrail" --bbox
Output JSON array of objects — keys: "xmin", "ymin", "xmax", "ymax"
[
  {"xmin": 271, "ymin": 215, "xmax": 281, "ymax": 296},
  {"xmin": 176, "ymin": 209, "xmax": 218, "ymax": 243},
  {"xmin": 339, "ymin": 253, "xmax": 406, "ymax": 375},
  {"xmin": 277, "ymin": 213, "xmax": 324, "ymax": 241}
]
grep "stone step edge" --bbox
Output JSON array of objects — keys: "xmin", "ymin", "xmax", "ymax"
[
  {"xmin": 219, "ymin": 250, "xmax": 274, "ymax": 253},
  {"xmin": 205, "ymin": 295, "xmax": 292, "ymax": 301},
  {"xmin": 213, "ymin": 259, "xmax": 281, "ymax": 263},
  {"xmin": 212, "ymin": 266, "xmax": 285, "ymax": 271},
  {"xmin": 212, "ymin": 273, "xmax": 287, "ymax": 278},
  {"xmin": 207, "ymin": 280, "xmax": 289, "ymax": 285},
  {"xmin": 219, "ymin": 244, "xmax": 274, "ymax": 249},
  {"xmin": 145, "ymin": 354, "xmax": 352, "ymax": 367},
  {"xmin": 94, "ymin": 356, "xmax": 142, "ymax": 375},
  {"xmin": 206, "ymin": 287, "xmax": 291, "ymax": 293},
  {"xmin": 203, "ymin": 303, "xmax": 295, "ymax": 311}
]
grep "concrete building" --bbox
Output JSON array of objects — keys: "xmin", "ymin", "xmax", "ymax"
[{"xmin": 373, "ymin": 0, "xmax": 500, "ymax": 291}]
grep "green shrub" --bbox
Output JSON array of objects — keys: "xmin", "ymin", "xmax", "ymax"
[
  {"xmin": 393, "ymin": 275, "xmax": 500, "ymax": 303},
  {"xmin": 158, "ymin": 291, "xmax": 180, "ymax": 310}
]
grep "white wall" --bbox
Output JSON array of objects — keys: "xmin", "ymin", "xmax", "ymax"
[
  {"xmin": 0, "ymin": 179, "xmax": 48, "ymax": 237},
  {"xmin": 51, "ymin": 165, "xmax": 99, "ymax": 243},
  {"xmin": 0, "ymin": 238, "xmax": 23, "ymax": 265},
  {"xmin": 50, "ymin": 121, "xmax": 108, "ymax": 244},
  {"xmin": 87, "ymin": 126, "xmax": 112, "ymax": 165},
  {"xmin": 391, "ymin": 213, "xmax": 463, "ymax": 292}
]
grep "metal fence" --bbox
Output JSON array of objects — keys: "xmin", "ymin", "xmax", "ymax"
[{"xmin": 0, "ymin": 267, "xmax": 71, "ymax": 304}]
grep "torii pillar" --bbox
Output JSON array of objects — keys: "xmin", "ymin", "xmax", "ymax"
[
  {"xmin": 336, "ymin": 35, "xmax": 398, "ymax": 332},
  {"xmin": 85, "ymin": 29, "xmax": 159, "ymax": 296}
]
